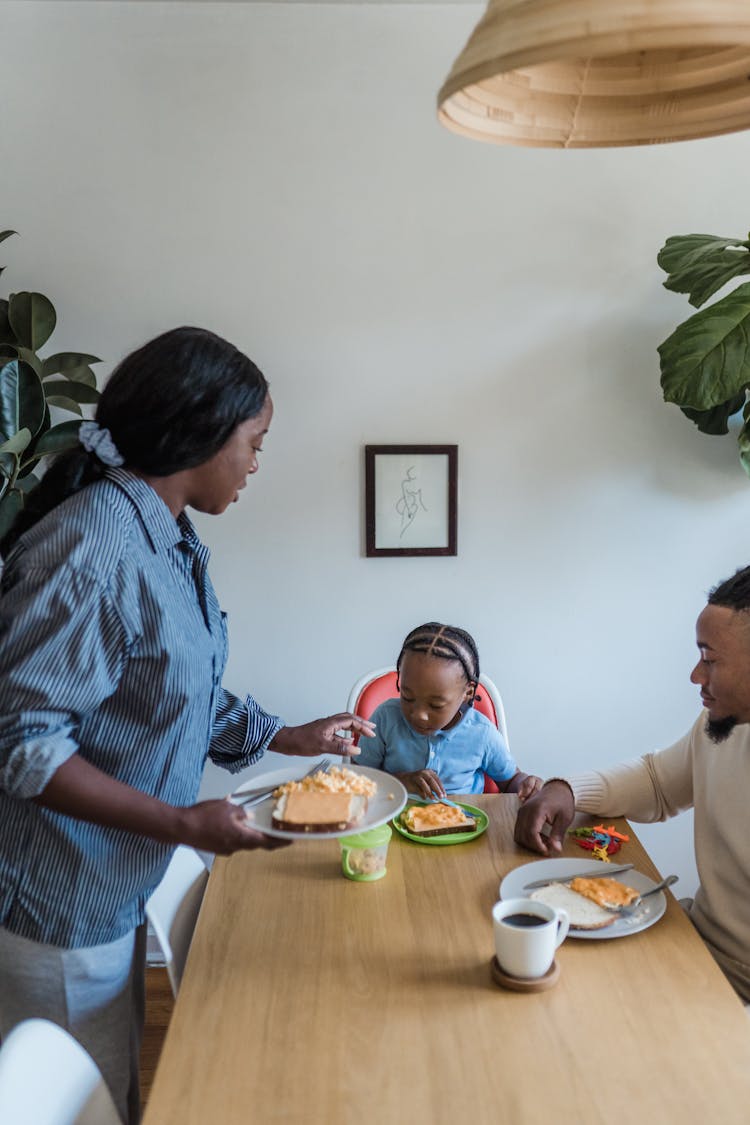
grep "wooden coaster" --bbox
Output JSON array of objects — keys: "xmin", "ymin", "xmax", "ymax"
[{"xmin": 490, "ymin": 955, "xmax": 560, "ymax": 992}]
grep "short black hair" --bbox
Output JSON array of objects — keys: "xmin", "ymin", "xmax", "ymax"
[
  {"xmin": 397, "ymin": 622, "xmax": 480, "ymax": 686},
  {"xmin": 707, "ymin": 566, "xmax": 750, "ymax": 612}
]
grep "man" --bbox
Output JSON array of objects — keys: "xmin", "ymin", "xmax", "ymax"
[{"xmin": 514, "ymin": 566, "xmax": 750, "ymax": 1004}]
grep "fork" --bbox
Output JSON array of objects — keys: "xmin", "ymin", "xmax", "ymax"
[
  {"xmin": 607, "ymin": 874, "xmax": 679, "ymax": 915},
  {"xmin": 231, "ymin": 759, "xmax": 330, "ymax": 808}
]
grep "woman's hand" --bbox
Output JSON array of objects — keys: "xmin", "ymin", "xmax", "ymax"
[
  {"xmin": 395, "ymin": 769, "xmax": 446, "ymax": 800},
  {"xmin": 270, "ymin": 713, "xmax": 376, "ymax": 757},
  {"xmin": 176, "ymin": 799, "xmax": 291, "ymax": 855}
]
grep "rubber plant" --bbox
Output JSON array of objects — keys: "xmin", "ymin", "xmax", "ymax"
[
  {"xmin": 0, "ymin": 230, "xmax": 101, "ymax": 538},
  {"xmin": 657, "ymin": 230, "xmax": 750, "ymax": 477}
]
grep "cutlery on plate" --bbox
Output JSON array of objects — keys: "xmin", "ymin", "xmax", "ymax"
[
  {"xmin": 406, "ymin": 792, "xmax": 465, "ymax": 810},
  {"xmin": 603, "ymin": 873, "xmax": 679, "ymax": 914},
  {"xmin": 522, "ymin": 862, "xmax": 634, "ymax": 890},
  {"xmin": 231, "ymin": 760, "xmax": 330, "ymax": 808}
]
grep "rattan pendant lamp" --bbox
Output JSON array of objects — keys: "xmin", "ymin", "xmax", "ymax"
[{"xmin": 437, "ymin": 0, "xmax": 750, "ymax": 148}]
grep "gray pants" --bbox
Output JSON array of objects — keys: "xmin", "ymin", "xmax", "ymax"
[{"xmin": 0, "ymin": 923, "xmax": 147, "ymax": 1125}]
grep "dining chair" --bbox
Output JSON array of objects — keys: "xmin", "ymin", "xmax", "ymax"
[
  {"xmin": 346, "ymin": 666, "xmax": 509, "ymax": 793},
  {"xmin": 0, "ymin": 1018, "xmax": 120, "ymax": 1125},
  {"xmin": 145, "ymin": 845, "xmax": 209, "ymax": 997}
]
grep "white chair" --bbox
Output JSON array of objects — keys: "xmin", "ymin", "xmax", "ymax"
[
  {"xmin": 0, "ymin": 1018, "xmax": 120, "ymax": 1125},
  {"xmin": 347, "ymin": 666, "xmax": 510, "ymax": 748},
  {"xmin": 145, "ymin": 845, "xmax": 209, "ymax": 997}
]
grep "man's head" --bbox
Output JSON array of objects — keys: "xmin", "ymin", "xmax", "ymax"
[{"xmin": 690, "ymin": 566, "xmax": 750, "ymax": 741}]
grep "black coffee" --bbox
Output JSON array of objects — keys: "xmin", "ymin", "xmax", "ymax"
[{"xmin": 503, "ymin": 913, "xmax": 546, "ymax": 928}]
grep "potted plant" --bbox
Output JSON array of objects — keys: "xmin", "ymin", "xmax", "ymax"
[
  {"xmin": 657, "ymin": 230, "xmax": 750, "ymax": 476},
  {"xmin": 0, "ymin": 229, "xmax": 101, "ymax": 537}
]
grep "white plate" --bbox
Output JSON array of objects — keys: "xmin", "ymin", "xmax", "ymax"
[
  {"xmin": 240, "ymin": 765, "xmax": 408, "ymax": 841},
  {"xmin": 499, "ymin": 858, "xmax": 668, "ymax": 940}
]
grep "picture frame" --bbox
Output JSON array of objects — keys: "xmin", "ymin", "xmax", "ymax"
[{"xmin": 365, "ymin": 444, "xmax": 457, "ymax": 557}]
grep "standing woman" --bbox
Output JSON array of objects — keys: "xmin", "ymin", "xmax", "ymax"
[{"xmin": 0, "ymin": 327, "xmax": 372, "ymax": 1124}]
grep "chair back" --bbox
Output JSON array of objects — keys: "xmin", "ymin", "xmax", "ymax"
[
  {"xmin": 0, "ymin": 1018, "xmax": 120, "ymax": 1125},
  {"xmin": 347, "ymin": 666, "xmax": 509, "ymax": 747},
  {"xmin": 145, "ymin": 845, "xmax": 209, "ymax": 997}
]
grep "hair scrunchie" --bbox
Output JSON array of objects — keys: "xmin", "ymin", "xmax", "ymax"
[{"xmin": 79, "ymin": 421, "xmax": 125, "ymax": 467}]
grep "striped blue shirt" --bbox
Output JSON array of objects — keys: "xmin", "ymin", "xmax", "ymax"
[{"xmin": 0, "ymin": 469, "xmax": 283, "ymax": 948}]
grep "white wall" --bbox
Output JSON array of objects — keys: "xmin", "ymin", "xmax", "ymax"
[{"xmin": 7, "ymin": 1, "xmax": 750, "ymax": 895}]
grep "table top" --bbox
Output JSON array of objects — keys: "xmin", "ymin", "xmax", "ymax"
[{"xmin": 144, "ymin": 795, "xmax": 750, "ymax": 1125}]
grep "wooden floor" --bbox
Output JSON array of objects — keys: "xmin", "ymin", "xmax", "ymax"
[{"xmin": 140, "ymin": 967, "xmax": 174, "ymax": 1111}]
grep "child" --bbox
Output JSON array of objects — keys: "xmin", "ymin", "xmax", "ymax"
[{"xmin": 358, "ymin": 622, "xmax": 542, "ymax": 800}]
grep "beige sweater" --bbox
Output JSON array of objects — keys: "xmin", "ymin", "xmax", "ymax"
[{"xmin": 567, "ymin": 713, "xmax": 750, "ymax": 1003}]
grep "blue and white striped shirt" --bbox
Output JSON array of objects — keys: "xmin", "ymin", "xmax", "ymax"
[{"xmin": 0, "ymin": 469, "xmax": 282, "ymax": 948}]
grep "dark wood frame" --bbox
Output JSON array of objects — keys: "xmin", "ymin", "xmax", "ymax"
[{"xmin": 365, "ymin": 444, "xmax": 457, "ymax": 557}]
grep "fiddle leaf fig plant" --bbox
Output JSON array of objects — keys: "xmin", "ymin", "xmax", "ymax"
[
  {"xmin": 0, "ymin": 230, "xmax": 101, "ymax": 538},
  {"xmin": 657, "ymin": 231, "xmax": 750, "ymax": 476}
]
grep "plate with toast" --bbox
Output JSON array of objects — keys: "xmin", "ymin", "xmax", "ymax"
[
  {"xmin": 499, "ymin": 858, "xmax": 669, "ymax": 940},
  {"xmin": 242, "ymin": 764, "xmax": 407, "ymax": 840},
  {"xmin": 392, "ymin": 799, "xmax": 489, "ymax": 845}
]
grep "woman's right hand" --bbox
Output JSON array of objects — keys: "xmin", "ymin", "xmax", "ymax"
[
  {"xmin": 176, "ymin": 799, "xmax": 291, "ymax": 855},
  {"xmin": 395, "ymin": 769, "xmax": 446, "ymax": 800}
]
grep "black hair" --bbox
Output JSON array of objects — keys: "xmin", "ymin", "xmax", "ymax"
[
  {"xmin": 707, "ymin": 566, "xmax": 750, "ymax": 612},
  {"xmin": 0, "ymin": 326, "xmax": 269, "ymax": 556},
  {"xmin": 396, "ymin": 622, "xmax": 481, "ymax": 701}
]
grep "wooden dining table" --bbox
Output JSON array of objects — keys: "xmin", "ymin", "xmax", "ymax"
[{"xmin": 143, "ymin": 795, "xmax": 750, "ymax": 1125}]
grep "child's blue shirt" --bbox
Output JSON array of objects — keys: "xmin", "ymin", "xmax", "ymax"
[{"xmin": 358, "ymin": 698, "xmax": 517, "ymax": 794}]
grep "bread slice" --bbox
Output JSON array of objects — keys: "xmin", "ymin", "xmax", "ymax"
[
  {"xmin": 271, "ymin": 791, "xmax": 368, "ymax": 833},
  {"xmin": 529, "ymin": 882, "xmax": 618, "ymax": 930},
  {"xmin": 402, "ymin": 802, "xmax": 477, "ymax": 838}
]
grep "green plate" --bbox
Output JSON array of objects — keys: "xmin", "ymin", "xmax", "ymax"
[{"xmin": 392, "ymin": 801, "xmax": 489, "ymax": 846}]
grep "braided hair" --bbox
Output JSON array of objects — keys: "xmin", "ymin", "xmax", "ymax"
[{"xmin": 397, "ymin": 622, "xmax": 481, "ymax": 705}]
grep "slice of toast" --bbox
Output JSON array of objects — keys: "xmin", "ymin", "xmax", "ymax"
[
  {"xmin": 271, "ymin": 791, "xmax": 368, "ymax": 833},
  {"xmin": 402, "ymin": 802, "xmax": 477, "ymax": 838},
  {"xmin": 529, "ymin": 882, "xmax": 618, "ymax": 930}
]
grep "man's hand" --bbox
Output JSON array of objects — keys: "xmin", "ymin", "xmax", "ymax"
[
  {"xmin": 270, "ymin": 713, "xmax": 376, "ymax": 758},
  {"xmin": 176, "ymin": 799, "xmax": 292, "ymax": 855},
  {"xmin": 395, "ymin": 769, "xmax": 445, "ymax": 799},
  {"xmin": 513, "ymin": 780, "xmax": 575, "ymax": 855}
]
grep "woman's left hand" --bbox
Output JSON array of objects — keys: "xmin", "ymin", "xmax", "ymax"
[{"xmin": 270, "ymin": 713, "xmax": 376, "ymax": 757}]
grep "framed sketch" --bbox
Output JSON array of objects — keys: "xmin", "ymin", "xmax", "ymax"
[{"xmin": 365, "ymin": 445, "xmax": 457, "ymax": 557}]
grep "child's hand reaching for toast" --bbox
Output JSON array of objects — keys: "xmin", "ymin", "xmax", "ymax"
[{"xmin": 395, "ymin": 769, "xmax": 446, "ymax": 800}]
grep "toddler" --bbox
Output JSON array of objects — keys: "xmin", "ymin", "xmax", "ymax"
[{"xmin": 358, "ymin": 622, "xmax": 542, "ymax": 799}]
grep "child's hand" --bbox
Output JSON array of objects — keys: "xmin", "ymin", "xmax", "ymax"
[
  {"xmin": 515, "ymin": 773, "xmax": 544, "ymax": 802},
  {"xmin": 395, "ymin": 769, "xmax": 446, "ymax": 800}
]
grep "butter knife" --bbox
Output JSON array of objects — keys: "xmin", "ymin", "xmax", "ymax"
[{"xmin": 523, "ymin": 862, "xmax": 634, "ymax": 890}]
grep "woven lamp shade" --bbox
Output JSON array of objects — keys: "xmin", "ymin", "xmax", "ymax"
[{"xmin": 437, "ymin": 0, "xmax": 750, "ymax": 148}]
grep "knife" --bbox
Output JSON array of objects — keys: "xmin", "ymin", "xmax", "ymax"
[{"xmin": 523, "ymin": 862, "xmax": 634, "ymax": 890}]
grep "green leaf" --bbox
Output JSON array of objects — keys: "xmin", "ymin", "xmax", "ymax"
[
  {"xmin": 24, "ymin": 419, "xmax": 81, "ymax": 461},
  {"xmin": 8, "ymin": 291, "xmax": 56, "ymax": 351},
  {"xmin": 45, "ymin": 395, "xmax": 82, "ymax": 416},
  {"xmin": 0, "ymin": 300, "xmax": 16, "ymax": 346},
  {"xmin": 0, "ymin": 427, "xmax": 32, "ymax": 456},
  {"xmin": 15, "ymin": 347, "xmax": 42, "ymax": 376},
  {"xmin": 42, "ymin": 352, "xmax": 101, "ymax": 379},
  {"xmin": 0, "ymin": 489, "xmax": 24, "ymax": 540},
  {"xmin": 0, "ymin": 358, "xmax": 46, "ymax": 444},
  {"xmin": 16, "ymin": 471, "xmax": 40, "ymax": 490},
  {"xmin": 43, "ymin": 379, "xmax": 99, "ymax": 403},
  {"xmin": 659, "ymin": 282, "xmax": 750, "ymax": 411},
  {"xmin": 738, "ymin": 399, "xmax": 750, "ymax": 478},
  {"xmin": 658, "ymin": 234, "xmax": 750, "ymax": 309},
  {"xmin": 680, "ymin": 391, "xmax": 747, "ymax": 435},
  {"xmin": 0, "ymin": 231, "xmax": 17, "ymax": 246}
]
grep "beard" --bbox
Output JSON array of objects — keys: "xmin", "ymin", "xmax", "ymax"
[{"xmin": 705, "ymin": 714, "xmax": 738, "ymax": 743}]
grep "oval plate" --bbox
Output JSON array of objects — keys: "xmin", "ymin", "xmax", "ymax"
[
  {"xmin": 499, "ymin": 858, "xmax": 668, "ymax": 940},
  {"xmin": 392, "ymin": 800, "xmax": 489, "ymax": 846}
]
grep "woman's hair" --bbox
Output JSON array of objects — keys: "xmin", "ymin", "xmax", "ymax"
[
  {"xmin": 396, "ymin": 622, "xmax": 481, "ymax": 699},
  {"xmin": 1, "ymin": 326, "xmax": 269, "ymax": 555}
]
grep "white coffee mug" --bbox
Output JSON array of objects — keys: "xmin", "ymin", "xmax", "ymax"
[{"xmin": 492, "ymin": 897, "xmax": 569, "ymax": 979}]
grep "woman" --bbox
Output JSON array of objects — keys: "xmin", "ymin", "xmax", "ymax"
[{"xmin": 0, "ymin": 326, "xmax": 373, "ymax": 1123}]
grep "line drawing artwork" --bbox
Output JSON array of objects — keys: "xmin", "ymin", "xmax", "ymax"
[{"xmin": 395, "ymin": 465, "xmax": 427, "ymax": 537}]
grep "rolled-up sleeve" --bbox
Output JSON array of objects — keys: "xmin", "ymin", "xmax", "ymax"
[
  {"xmin": 0, "ymin": 565, "xmax": 128, "ymax": 799},
  {"xmin": 208, "ymin": 688, "xmax": 284, "ymax": 773}
]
